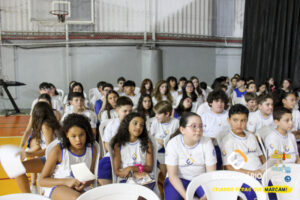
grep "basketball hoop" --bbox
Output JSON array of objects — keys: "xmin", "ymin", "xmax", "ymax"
[{"xmin": 49, "ymin": 10, "xmax": 69, "ymax": 23}]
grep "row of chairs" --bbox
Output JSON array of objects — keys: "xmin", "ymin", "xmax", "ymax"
[{"xmin": 3, "ymin": 165, "xmax": 300, "ymax": 200}]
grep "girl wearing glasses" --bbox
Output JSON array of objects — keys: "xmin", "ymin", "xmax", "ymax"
[{"xmin": 164, "ymin": 112, "xmax": 217, "ymax": 200}]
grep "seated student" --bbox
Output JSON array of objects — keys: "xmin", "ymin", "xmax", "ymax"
[
  {"xmin": 114, "ymin": 76, "xmax": 126, "ymax": 95},
  {"xmin": 31, "ymin": 82, "xmax": 63, "ymax": 115},
  {"xmin": 15, "ymin": 102, "xmax": 60, "ymax": 193},
  {"xmin": 48, "ymin": 83, "xmax": 64, "ymax": 115},
  {"xmin": 150, "ymin": 101, "xmax": 179, "ymax": 178},
  {"xmin": 99, "ymin": 90, "xmax": 119, "ymax": 123},
  {"xmin": 64, "ymin": 82, "xmax": 89, "ymax": 113},
  {"xmin": 190, "ymin": 76, "xmax": 205, "ymax": 102},
  {"xmin": 247, "ymin": 94, "xmax": 274, "ymax": 134},
  {"xmin": 281, "ymin": 78, "xmax": 293, "ymax": 93},
  {"xmin": 152, "ymin": 80, "xmax": 173, "ymax": 107},
  {"xmin": 244, "ymin": 92, "xmax": 258, "ymax": 112},
  {"xmin": 196, "ymin": 101, "xmax": 210, "ymax": 116},
  {"xmin": 174, "ymin": 97, "xmax": 192, "ymax": 119},
  {"xmin": 61, "ymin": 92, "xmax": 97, "ymax": 136},
  {"xmin": 257, "ymin": 83, "xmax": 267, "ymax": 96},
  {"xmin": 140, "ymin": 79, "xmax": 154, "ymax": 96},
  {"xmin": 177, "ymin": 77, "xmax": 187, "ymax": 95},
  {"xmin": 39, "ymin": 114, "xmax": 97, "ymax": 200},
  {"xmin": 123, "ymin": 80, "xmax": 140, "ymax": 110},
  {"xmin": 164, "ymin": 112, "xmax": 217, "ymax": 200},
  {"xmin": 136, "ymin": 94, "xmax": 155, "ymax": 131},
  {"xmin": 231, "ymin": 77, "xmax": 247, "ymax": 105},
  {"xmin": 111, "ymin": 113, "xmax": 155, "ymax": 189},
  {"xmin": 246, "ymin": 82, "xmax": 257, "ymax": 94},
  {"xmin": 226, "ymin": 76, "xmax": 238, "ymax": 97},
  {"xmin": 167, "ymin": 76, "xmax": 179, "ymax": 103},
  {"xmin": 98, "ymin": 96, "xmax": 133, "ymax": 185},
  {"xmin": 94, "ymin": 83, "xmax": 113, "ymax": 115},
  {"xmin": 265, "ymin": 107, "xmax": 300, "ymax": 163},
  {"xmin": 200, "ymin": 90, "xmax": 229, "ymax": 139},
  {"xmin": 222, "ymin": 104, "xmax": 266, "ymax": 200},
  {"xmin": 90, "ymin": 81, "xmax": 106, "ymax": 108}
]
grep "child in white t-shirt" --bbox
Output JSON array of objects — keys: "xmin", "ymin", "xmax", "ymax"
[
  {"xmin": 98, "ymin": 96, "xmax": 133, "ymax": 185},
  {"xmin": 165, "ymin": 112, "xmax": 216, "ymax": 200},
  {"xmin": 265, "ymin": 107, "xmax": 300, "ymax": 163},
  {"xmin": 231, "ymin": 77, "xmax": 247, "ymax": 105},
  {"xmin": 61, "ymin": 92, "xmax": 97, "ymax": 136},
  {"xmin": 150, "ymin": 101, "xmax": 179, "ymax": 178},
  {"xmin": 244, "ymin": 92, "xmax": 258, "ymax": 112},
  {"xmin": 123, "ymin": 80, "xmax": 140, "ymax": 110},
  {"xmin": 152, "ymin": 80, "xmax": 173, "ymax": 107},
  {"xmin": 247, "ymin": 94, "xmax": 274, "ymax": 133}
]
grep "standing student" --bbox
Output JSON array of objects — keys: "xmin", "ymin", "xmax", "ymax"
[
  {"xmin": 244, "ymin": 92, "xmax": 258, "ymax": 112},
  {"xmin": 39, "ymin": 114, "xmax": 97, "ymax": 200},
  {"xmin": 150, "ymin": 101, "xmax": 179, "ymax": 178},
  {"xmin": 174, "ymin": 97, "xmax": 192, "ymax": 119},
  {"xmin": 222, "ymin": 104, "xmax": 266, "ymax": 200},
  {"xmin": 164, "ymin": 112, "xmax": 217, "ymax": 200},
  {"xmin": 99, "ymin": 90, "xmax": 119, "ymax": 123},
  {"xmin": 152, "ymin": 80, "xmax": 173, "ymax": 107},
  {"xmin": 247, "ymin": 94, "xmax": 274, "ymax": 134},
  {"xmin": 98, "ymin": 96, "xmax": 133, "ymax": 185},
  {"xmin": 265, "ymin": 107, "xmax": 300, "ymax": 164},
  {"xmin": 111, "ymin": 113, "xmax": 155, "ymax": 189},
  {"xmin": 123, "ymin": 80, "xmax": 140, "ymax": 109},
  {"xmin": 15, "ymin": 102, "xmax": 60, "ymax": 193},
  {"xmin": 140, "ymin": 78, "xmax": 154, "ymax": 96},
  {"xmin": 231, "ymin": 77, "xmax": 247, "ymax": 105},
  {"xmin": 61, "ymin": 92, "xmax": 97, "ymax": 136},
  {"xmin": 167, "ymin": 76, "xmax": 179, "ymax": 104}
]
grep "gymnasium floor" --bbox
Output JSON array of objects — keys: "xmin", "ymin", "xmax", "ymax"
[{"xmin": 0, "ymin": 115, "xmax": 30, "ymax": 196}]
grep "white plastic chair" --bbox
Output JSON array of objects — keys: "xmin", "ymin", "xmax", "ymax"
[
  {"xmin": 56, "ymin": 89, "xmax": 64, "ymax": 102},
  {"xmin": 262, "ymin": 163, "xmax": 300, "ymax": 200},
  {"xmin": 0, "ymin": 193, "xmax": 50, "ymax": 200},
  {"xmin": 186, "ymin": 170, "xmax": 267, "ymax": 200},
  {"xmin": 98, "ymin": 119, "xmax": 111, "ymax": 157},
  {"xmin": 77, "ymin": 183, "xmax": 160, "ymax": 200},
  {"xmin": 255, "ymin": 126, "xmax": 273, "ymax": 158}
]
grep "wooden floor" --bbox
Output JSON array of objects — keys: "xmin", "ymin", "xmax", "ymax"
[{"xmin": 0, "ymin": 115, "xmax": 30, "ymax": 196}]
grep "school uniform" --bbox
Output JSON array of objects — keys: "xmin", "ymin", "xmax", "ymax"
[
  {"xmin": 231, "ymin": 88, "xmax": 247, "ymax": 105},
  {"xmin": 164, "ymin": 134, "xmax": 216, "ymax": 200},
  {"xmin": 100, "ymin": 109, "xmax": 118, "ymax": 123},
  {"xmin": 292, "ymin": 109, "xmax": 300, "ymax": 131},
  {"xmin": 61, "ymin": 109, "xmax": 97, "ymax": 129},
  {"xmin": 265, "ymin": 129, "xmax": 298, "ymax": 163},
  {"xmin": 124, "ymin": 93, "xmax": 140, "ymax": 109},
  {"xmin": 196, "ymin": 102, "xmax": 210, "ymax": 116},
  {"xmin": 247, "ymin": 110, "xmax": 274, "ymax": 133},
  {"xmin": 152, "ymin": 95, "xmax": 168, "ymax": 107},
  {"xmin": 175, "ymin": 94, "xmax": 203, "ymax": 112},
  {"xmin": 44, "ymin": 143, "xmax": 93, "ymax": 198},
  {"xmin": 31, "ymin": 97, "xmax": 63, "ymax": 115},
  {"xmin": 149, "ymin": 118, "xmax": 179, "ymax": 164}
]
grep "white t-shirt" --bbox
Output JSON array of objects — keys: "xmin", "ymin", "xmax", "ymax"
[
  {"xmin": 222, "ymin": 130, "xmax": 263, "ymax": 171},
  {"xmin": 265, "ymin": 129, "xmax": 298, "ymax": 163},
  {"xmin": 103, "ymin": 118, "xmax": 121, "ymax": 157},
  {"xmin": 231, "ymin": 90, "xmax": 246, "ymax": 105},
  {"xmin": 165, "ymin": 134, "xmax": 217, "ymax": 180},
  {"xmin": 100, "ymin": 109, "xmax": 118, "ymax": 123},
  {"xmin": 120, "ymin": 139, "xmax": 146, "ymax": 168},
  {"xmin": 90, "ymin": 90, "xmax": 103, "ymax": 107},
  {"xmin": 152, "ymin": 95, "xmax": 169, "ymax": 107},
  {"xmin": 292, "ymin": 109, "xmax": 300, "ymax": 131},
  {"xmin": 124, "ymin": 94, "xmax": 140, "ymax": 110},
  {"xmin": 170, "ymin": 90, "xmax": 179, "ymax": 106},
  {"xmin": 30, "ymin": 97, "xmax": 63, "ymax": 115},
  {"xmin": 196, "ymin": 102, "xmax": 210, "ymax": 116},
  {"xmin": 150, "ymin": 118, "xmax": 179, "ymax": 150},
  {"xmin": 61, "ymin": 109, "xmax": 97, "ymax": 128},
  {"xmin": 200, "ymin": 110, "xmax": 229, "ymax": 138},
  {"xmin": 247, "ymin": 110, "xmax": 274, "ymax": 133}
]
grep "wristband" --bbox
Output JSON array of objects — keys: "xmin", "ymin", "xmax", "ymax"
[{"xmin": 134, "ymin": 164, "xmax": 144, "ymax": 173}]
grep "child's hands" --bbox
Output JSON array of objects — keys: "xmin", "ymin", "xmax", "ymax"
[
  {"xmin": 16, "ymin": 150, "xmax": 27, "ymax": 161},
  {"xmin": 156, "ymin": 138, "xmax": 164, "ymax": 146},
  {"xmin": 118, "ymin": 167, "xmax": 131, "ymax": 178},
  {"xmin": 65, "ymin": 178, "xmax": 82, "ymax": 189},
  {"xmin": 133, "ymin": 172, "xmax": 148, "ymax": 179}
]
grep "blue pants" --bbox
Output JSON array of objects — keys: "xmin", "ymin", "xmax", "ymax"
[
  {"xmin": 98, "ymin": 157, "xmax": 112, "ymax": 179},
  {"xmin": 164, "ymin": 177, "xmax": 204, "ymax": 200}
]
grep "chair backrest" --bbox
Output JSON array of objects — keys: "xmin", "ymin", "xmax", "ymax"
[
  {"xmin": 88, "ymin": 88, "xmax": 98, "ymax": 101},
  {"xmin": 0, "ymin": 193, "xmax": 50, "ymax": 200},
  {"xmin": 92, "ymin": 141, "xmax": 101, "ymax": 187},
  {"xmin": 77, "ymin": 183, "xmax": 159, "ymax": 200},
  {"xmin": 255, "ymin": 126, "xmax": 272, "ymax": 158},
  {"xmin": 98, "ymin": 119, "xmax": 111, "ymax": 157},
  {"xmin": 186, "ymin": 170, "xmax": 267, "ymax": 200},
  {"xmin": 262, "ymin": 163, "xmax": 300, "ymax": 200},
  {"xmin": 56, "ymin": 89, "xmax": 64, "ymax": 102}
]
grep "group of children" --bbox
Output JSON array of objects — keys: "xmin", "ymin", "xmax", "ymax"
[{"xmin": 10, "ymin": 75, "xmax": 300, "ymax": 200}]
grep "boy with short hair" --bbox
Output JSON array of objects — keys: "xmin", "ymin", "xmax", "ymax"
[
  {"xmin": 246, "ymin": 82, "xmax": 257, "ymax": 93},
  {"xmin": 61, "ymin": 92, "xmax": 97, "ymax": 135},
  {"xmin": 98, "ymin": 96, "xmax": 133, "ymax": 185},
  {"xmin": 90, "ymin": 81, "xmax": 106, "ymax": 107},
  {"xmin": 244, "ymin": 92, "xmax": 258, "ymax": 112},
  {"xmin": 94, "ymin": 83, "xmax": 113, "ymax": 115},
  {"xmin": 123, "ymin": 80, "xmax": 140, "ymax": 109},
  {"xmin": 247, "ymin": 94, "xmax": 274, "ymax": 133},
  {"xmin": 114, "ymin": 76, "xmax": 126, "ymax": 95},
  {"xmin": 150, "ymin": 100, "xmax": 179, "ymax": 176},
  {"xmin": 264, "ymin": 107, "xmax": 300, "ymax": 163},
  {"xmin": 231, "ymin": 77, "xmax": 247, "ymax": 105}
]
